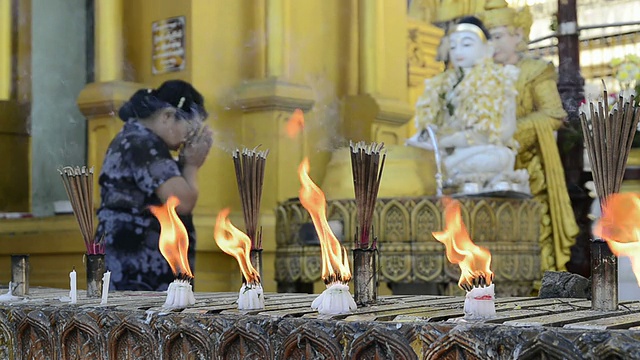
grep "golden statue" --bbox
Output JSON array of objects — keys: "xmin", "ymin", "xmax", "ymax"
[{"xmin": 479, "ymin": 0, "xmax": 579, "ymax": 272}]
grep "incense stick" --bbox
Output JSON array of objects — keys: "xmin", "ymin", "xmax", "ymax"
[
  {"xmin": 350, "ymin": 141, "xmax": 386, "ymax": 249},
  {"xmin": 580, "ymin": 90, "xmax": 640, "ymax": 208},
  {"xmin": 232, "ymin": 147, "xmax": 269, "ymax": 249},
  {"xmin": 58, "ymin": 166, "xmax": 103, "ymax": 254}
]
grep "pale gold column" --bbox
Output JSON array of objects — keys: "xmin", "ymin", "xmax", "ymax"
[
  {"xmin": 266, "ymin": 0, "xmax": 290, "ymax": 78},
  {"xmin": 0, "ymin": 0, "xmax": 11, "ymax": 99},
  {"xmin": 358, "ymin": 0, "xmax": 384, "ymax": 95},
  {"xmin": 358, "ymin": 0, "xmax": 408, "ymax": 98},
  {"xmin": 94, "ymin": 0, "xmax": 123, "ymax": 82}
]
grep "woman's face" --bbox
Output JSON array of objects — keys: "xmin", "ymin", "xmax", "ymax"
[
  {"xmin": 489, "ymin": 26, "xmax": 522, "ymax": 65},
  {"xmin": 449, "ymin": 31, "xmax": 486, "ymax": 69},
  {"xmin": 156, "ymin": 108, "xmax": 191, "ymax": 150}
]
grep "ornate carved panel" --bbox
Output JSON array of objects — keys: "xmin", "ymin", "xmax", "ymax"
[
  {"xmin": 275, "ymin": 197, "xmax": 543, "ymax": 296},
  {"xmin": 349, "ymin": 327, "xmax": 418, "ymax": 360},
  {"xmin": 17, "ymin": 310, "xmax": 53, "ymax": 360},
  {"xmin": 411, "ymin": 199, "xmax": 442, "ymax": 242},
  {"xmin": 424, "ymin": 330, "xmax": 486, "ymax": 360},
  {"xmin": 108, "ymin": 317, "xmax": 157, "ymax": 360},
  {"xmin": 60, "ymin": 313, "xmax": 104, "ymax": 360},
  {"xmin": 412, "ymin": 242, "xmax": 445, "ymax": 282},
  {"xmin": 470, "ymin": 200, "xmax": 496, "ymax": 242},
  {"xmin": 219, "ymin": 321, "xmax": 272, "ymax": 360},
  {"xmin": 301, "ymin": 247, "xmax": 322, "ymax": 283},
  {"xmin": 275, "ymin": 206, "xmax": 290, "ymax": 246},
  {"xmin": 282, "ymin": 324, "xmax": 342, "ymax": 360},
  {"xmin": 0, "ymin": 313, "xmax": 14, "ymax": 360},
  {"xmin": 519, "ymin": 332, "xmax": 583, "ymax": 360},
  {"xmin": 379, "ymin": 243, "xmax": 413, "ymax": 282},
  {"xmin": 380, "ymin": 200, "xmax": 411, "ymax": 242}
]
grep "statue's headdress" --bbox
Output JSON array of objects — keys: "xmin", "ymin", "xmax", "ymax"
[
  {"xmin": 449, "ymin": 16, "xmax": 491, "ymax": 43},
  {"xmin": 479, "ymin": 0, "xmax": 533, "ymax": 42}
]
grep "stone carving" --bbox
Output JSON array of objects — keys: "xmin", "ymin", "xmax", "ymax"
[
  {"xmin": 219, "ymin": 320, "xmax": 272, "ymax": 360},
  {"xmin": 276, "ymin": 196, "xmax": 541, "ymax": 296},
  {"xmin": 0, "ymin": 313, "xmax": 14, "ymax": 360},
  {"xmin": 349, "ymin": 327, "xmax": 418, "ymax": 360},
  {"xmin": 161, "ymin": 317, "xmax": 212, "ymax": 360},
  {"xmin": 1, "ymin": 294, "xmax": 640, "ymax": 359},
  {"xmin": 425, "ymin": 329, "xmax": 485, "ymax": 360},
  {"xmin": 519, "ymin": 332, "xmax": 583, "ymax": 360},
  {"xmin": 60, "ymin": 313, "xmax": 104, "ymax": 360},
  {"xmin": 17, "ymin": 310, "xmax": 53, "ymax": 360},
  {"xmin": 109, "ymin": 316, "xmax": 157, "ymax": 360},
  {"xmin": 282, "ymin": 324, "xmax": 342, "ymax": 360}
]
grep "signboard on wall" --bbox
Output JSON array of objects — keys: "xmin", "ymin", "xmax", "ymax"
[{"xmin": 152, "ymin": 16, "xmax": 186, "ymax": 75}]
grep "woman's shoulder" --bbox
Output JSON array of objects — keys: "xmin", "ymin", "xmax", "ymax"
[{"xmin": 107, "ymin": 121, "xmax": 171, "ymax": 162}]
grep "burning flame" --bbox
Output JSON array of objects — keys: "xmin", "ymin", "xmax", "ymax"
[
  {"xmin": 149, "ymin": 196, "xmax": 193, "ymax": 278},
  {"xmin": 298, "ymin": 158, "xmax": 351, "ymax": 283},
  {"xmin": 432, "ymin": 198, "xmax": 493, "ymax": 289},
  {"xmin": 213, "ymin": 208, "xmax": 261, "ymax": 285},
  {"xmin": 286, "ymin": 108, "xmax": 305, "ymax": 138},
  {"xmin": 593, "ymin": 192, "xmax": 640, "ymax": 286}
]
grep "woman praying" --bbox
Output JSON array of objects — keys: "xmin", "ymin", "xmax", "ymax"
[{"xmin": 95, "ymin": 80, "xmax": 213, "ymax": 291}]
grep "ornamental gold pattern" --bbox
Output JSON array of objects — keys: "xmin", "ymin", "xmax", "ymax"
[{"xmin": 275, "ymin": 196, "xmax": 542, "ymax": 297}]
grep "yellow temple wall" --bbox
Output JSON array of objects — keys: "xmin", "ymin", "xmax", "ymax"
[{"xmin": 0, "ymin": 0, "xmax": 445, "ymax": 294}]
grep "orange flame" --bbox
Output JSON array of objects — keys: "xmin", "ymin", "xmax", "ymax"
[
  {"xmin": 298, "ymin": 157, "xmax": 351, "ymax": 283},
  {"xmin": 286, "ymin": 108, "xmax": 305, "ymax": 138},
  {"xmin": 149, "ymin": 196, "xmax": 193, "ymax": 278},
  {"xmin": 213, "ymin": 208, "xmax": 261, "ymax": 284},
  {"xmin": 432, "ymin": 198, "xmax": 493, "ymax": 288},
  {"xmin": 593, "ymin": 193, "xmax": 640, "ymax": 286}
]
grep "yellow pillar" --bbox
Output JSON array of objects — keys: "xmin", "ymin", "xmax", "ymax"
[
  {"xmin": 0, "ymin": 0, "xmax": 29, "ymax": 212},
  {"xmin": 94, "ymin": 0, "xmax": 124, "ymax": 82},
  {"xmin": 77, "ymin": 0, "xmax": 142, "ymax": 204},
  {"xmin": 266, "ymin": 0, "xmax": 289, "ymax": 78},
  {"xmin": 323, "ymin": 0, "xmax": 435, "ymax": 201},
  {"xmin": 0, "ymin": 0, "xmax": 11, "ymax": 100},
  {"xmin": 351, "ymin": 0, "xmax": 414, "ymax": 145}
]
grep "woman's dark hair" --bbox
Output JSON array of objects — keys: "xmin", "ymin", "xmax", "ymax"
[
  {"xmin": 457, "ymin": 16, "xmax": 492, "ymax": 41},
  {"xmin": 118, "ymin": 80, "xmax": 207, "ymax": 122}
]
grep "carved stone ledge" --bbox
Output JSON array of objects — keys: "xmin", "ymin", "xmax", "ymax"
[
  {"xmin": 1, "ymin": 289, "xmax": 640, "ymax": 359},
  {"xmin": 275, "ymin": 196, "xmax": 542, "ymax": 296}
]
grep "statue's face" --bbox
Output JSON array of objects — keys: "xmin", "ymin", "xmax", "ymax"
[
  {"xmin": 489, "ymin": 26, "xmax": 522, "ymax": 65},
  {"xmin": 449, "ymin": 31, "xmax": 486, "ymax": 69}
]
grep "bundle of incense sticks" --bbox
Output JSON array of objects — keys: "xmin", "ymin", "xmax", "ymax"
[
  {"xmin": 232, "ymin": 147, "xmax": 269, "ymax": 249},
  {"xmin": 580, "ymin": 90, "xmax": 640, "ymax": 203},
  {"xmin": 58, "ymin": 166, "xmax": 104, "ymax": 255},
  {"xmin": 349, "ymin": 141, "xmax": 386, "ymax": 249}
]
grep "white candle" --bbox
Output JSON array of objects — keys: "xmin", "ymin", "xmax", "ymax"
[
  {"xmin": 100, "ymin": 271, "xmax": 111, "ymax": 305},
  {"xmin": 69, "ymin": 269, "xmax": 77, "ymax": 304}
]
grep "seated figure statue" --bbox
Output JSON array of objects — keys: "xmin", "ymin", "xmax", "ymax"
[{"xmin": 406, "ymin": 16, "xmax": 529, "ymax": 193}]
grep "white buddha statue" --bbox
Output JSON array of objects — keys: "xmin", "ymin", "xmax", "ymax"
[{"xmin": 407, "ymin": 17, "xmax": 529, "ymax": 193}]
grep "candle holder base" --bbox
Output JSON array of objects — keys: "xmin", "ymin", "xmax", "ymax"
[
  {"xmin": 86, "ymin": 254, "xmax": 105, "ymax": 298},
  {"xmin": 10, "ymin": 254, "xmax": 30, "ymax": 296},
  {"xmin": 591, "ymin": 240, "xmax": 618, "ymax": 311},
  {"xmin": 353, "ymin": 248, "xmax": 378, "ymax": 306}
]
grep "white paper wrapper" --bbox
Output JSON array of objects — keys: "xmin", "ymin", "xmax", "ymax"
[
  {"xmin": 164, "ymin": 279, "xmax": 195, "ymax": 308},
  {"xmin": 464, "ymin": 283, "xmax": 496, "ymax": 320},
  {"xmin": 238, "ymin": 283, "xmax": 264, "ymax": 310},
  {"xmin": 311, "ymin": 283, "xmax": 357, "ymax": 315}
]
